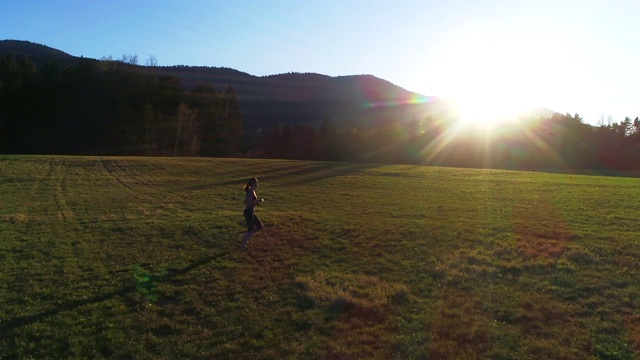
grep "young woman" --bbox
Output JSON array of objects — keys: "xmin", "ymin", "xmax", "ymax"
[{"xmin": 241, "ymin": 177, "xmax": 264, "ymax": 249}]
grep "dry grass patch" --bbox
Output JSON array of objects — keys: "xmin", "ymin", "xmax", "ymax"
[
  {"xmin": 294, "ymin": 272, "xmax": 411, "ymax": 358},
  {"xmin": 513, "ymin": 193, "xmax": 573, "ymax": 261},
  {"xmin": 623, "ymin": 314, "xmax": 640, "ymax": 354},
  {"xmin": 0, "ymin": 213, "xmax": 29, "ymax": 224},
  {"xmin": 426, "ymin": 291, "xmax": 494, "ymax": 359},
  {"xmin": 295, "ymin": 271, "xmax": 410, "ymax": 315}
]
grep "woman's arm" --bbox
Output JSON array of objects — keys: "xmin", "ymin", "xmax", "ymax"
[{"xmin": 245, "ymin": 189, "xmax": 263, "ymax": 206}]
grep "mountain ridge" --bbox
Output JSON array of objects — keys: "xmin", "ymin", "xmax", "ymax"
[
  {"xmin": 151, "ymin": 63, "xmax": 446, "ymax": 130},
  {"xmin": 0, "ymin": 40, "xmax": 551, "ymax": 132},
  {"xmin": 0, "ymin": 39, "xmax": 79, "ymax": 67}
]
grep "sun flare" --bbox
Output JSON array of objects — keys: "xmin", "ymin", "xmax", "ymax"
[
  {"xmin": 426, "ymin": 28, "xmax": 570, "ymax": 128},
  {"xmin": 448, "ymin": 93, "xmax": 527, "ymax": 128}
]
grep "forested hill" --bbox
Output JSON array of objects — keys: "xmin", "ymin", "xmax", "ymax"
[
  {"xmin": 0, "ymin": 40, "xmax": 445, "ymax": 132},
  {"xmin": 0, "ymin": 40, "xmax": 79, "ymax": 68},
  {"xmin": 154, "ymin": 66, "xmax": 448, "ymax": 130}
]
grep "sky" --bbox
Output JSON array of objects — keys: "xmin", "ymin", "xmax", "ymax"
[{"xmin": 2, "ymin": 0, "xmax": 639, "ymax": 125}]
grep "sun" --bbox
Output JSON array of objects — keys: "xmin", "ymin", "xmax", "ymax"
[
  {"xmin": 448, "ymin": 91, "xmax": 529, "ymax": 128},
  {"xmin": 439, "ymin": 43, "xmax": 538, "ymax": 127},
  {"xmin": 448, "ymin": 80, "xmax": 546, "ymax": 130},
  {"xmin": 425, "ymin": 28, "xmax": 563, "ymax": 128}
]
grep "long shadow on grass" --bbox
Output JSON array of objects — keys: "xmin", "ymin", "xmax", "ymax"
[
  {"xmin": 268, "ymin": 162, "xmax": 382, "ymax": 185},
  {"xmin": 174, "ymin": 162, "xmax": 332, "ymax": 193},
  {"xmin": 173, "ymin": 162, "xmax": 333, "ymax": 191},
  {"xmin": 0, "ymin": 250, "xmax": 232, "ymax": 335},
  {"xmin": 175, "ymin": 162, "xmax": 381, "ymax": 192},
  {"xmin": 176, "ymin": 178, "xmax": 250, "ymax": 192}
]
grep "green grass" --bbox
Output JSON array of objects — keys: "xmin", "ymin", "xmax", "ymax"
[{"xmin": 1, "ymin": 155, "xmax": 639, "ymax": 359}]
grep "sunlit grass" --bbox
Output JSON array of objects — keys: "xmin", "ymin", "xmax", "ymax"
[{"xmin": 1, "ymin": 155, "xmax": 639, "ymax": 359}]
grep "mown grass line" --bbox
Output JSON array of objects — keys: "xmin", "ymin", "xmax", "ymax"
[{"xmin": 1, "ymin": 155, "xmax": 639, "ymax": 359}]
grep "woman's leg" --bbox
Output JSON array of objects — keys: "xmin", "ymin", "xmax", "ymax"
[
  {"xmin": 242, "ymin": 209, "xmax": 256, "ymax": 248},
  {"xmin": 254, "ymin": 214, "xmax": 263, "ymax": 231},
  {"xmin": 241, "ymin": 231, "xmax": 252, "ymax": 248}
]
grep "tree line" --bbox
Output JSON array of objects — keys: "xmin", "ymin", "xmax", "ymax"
[
  {"xmin": 0, "ymin": 55, "xmax": 242, "ymax": 156},
  {"xmin": 255, "ymin": 113, "xmax": 640, "ymax": 171},
  {"xmin": 2, "ymin": 54, "xmax": 640, "ymax": 171}
]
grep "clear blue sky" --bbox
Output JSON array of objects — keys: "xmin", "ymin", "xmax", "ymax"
[{"xmin": 2, "ymin": 0, "xmax": 639, "ymax": 125}]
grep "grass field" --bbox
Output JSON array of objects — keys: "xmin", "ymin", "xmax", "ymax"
[{"xmin": 1, "ymin": 155, "xmax": 639, "ymax": 359}]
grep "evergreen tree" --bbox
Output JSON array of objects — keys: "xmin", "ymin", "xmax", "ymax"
[
  {"xmin": 218, "ymin": 85, "xmax": 243, "ymax": 156},
  {"xmin": 188, "ymin": 84, "xmax": 218, "ymax": 156}
]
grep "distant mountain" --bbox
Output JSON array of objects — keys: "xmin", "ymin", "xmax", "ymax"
[
  {"xmin": 152, "ymin": 67, "xmax": 448, "ymax": 131},
  {"xmin": 0, "ymin": 40, "xmax": 81, "ymax": 68},
  {"xmin": 2, "ymin": 40, "xmax": 553, "ymax": 132}
]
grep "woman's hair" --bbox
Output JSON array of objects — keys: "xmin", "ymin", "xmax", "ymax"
[{"xmin": 244, "ymin": 177, "xmax": 258, "ymax": 191}]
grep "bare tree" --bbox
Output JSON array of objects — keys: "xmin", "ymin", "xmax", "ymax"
[
  {"xmin": 120, "ymin": 54, "xmax": 139, "ymax": 65},
  {"xmin": 145, "ymin": 55, "xmax": 158, "ymax": 67}
]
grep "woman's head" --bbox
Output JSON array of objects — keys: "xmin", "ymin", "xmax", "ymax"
[{"xmin": 244, "ymin": 177, "xmax": 259, "ymax": 190}]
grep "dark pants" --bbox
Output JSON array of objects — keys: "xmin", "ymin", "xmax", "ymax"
[{"xmin": 244, "ymin": 208, "xmax": 263, "ymax": 232}]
